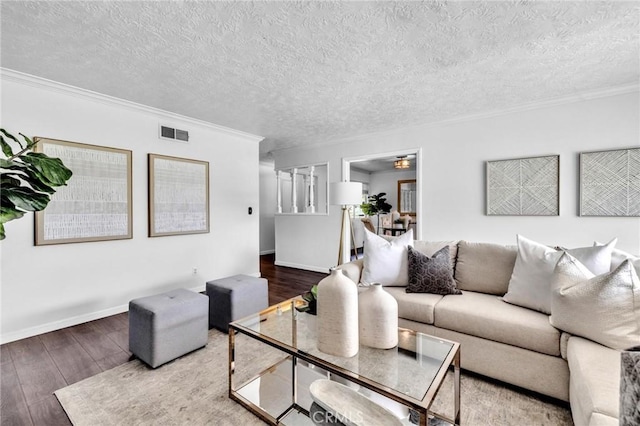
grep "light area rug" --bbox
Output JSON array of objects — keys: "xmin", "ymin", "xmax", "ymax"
[{"xmin": 55, "ymin": 329, "xmax": 573, "ymax": 425}]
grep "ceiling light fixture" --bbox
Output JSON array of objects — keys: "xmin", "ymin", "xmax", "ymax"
[{"xmin": 394, "ymin": 156, "xmax": 410, "ymax": 169}]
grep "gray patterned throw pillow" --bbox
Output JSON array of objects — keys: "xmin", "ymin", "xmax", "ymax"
[{"xmin": 406, "ymin": 246, "xmax": 462, "ymax": 295}]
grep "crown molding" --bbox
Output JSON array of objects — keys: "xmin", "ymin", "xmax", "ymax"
[
  {"xmin": 437, "ymin": 83, "xmax": 640, "ymax": 128},
  {"xmin": 273, "ymin": 83, "xmax": 639, "ymax": 155},
  {"xmin": 0, "ymin": 68, "xmax": 264, "ymax": 143}
]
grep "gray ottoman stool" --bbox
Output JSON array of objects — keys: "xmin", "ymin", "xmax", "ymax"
[
  {"xmin": 129, "ymin": 288, "xmax": 208, "ymax": 368},
  {"xmin": 206, "ymin": 275, "xmax": 269, "ymax": 331}
]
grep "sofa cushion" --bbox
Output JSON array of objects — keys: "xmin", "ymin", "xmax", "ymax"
[
  {"xmin": 453, "ymin": 241, "xmax": 517, "ymax": 295},
  {"xmin": 406, "ymin": 246, "xmax": 461, "ymax": 295},
  {"xmin": 567, "ymin": 336, "xmax": 620, "ymax": 426},
  {"xmin": 362, "ymin": 228, "xmax": 413, "ymax": 286},
  {"xmin": 336, "ymin": 258, "xmax": 363, "ymax": 285},
  {"xmin": 611, "ymin": 247, "xmax": 640, "ymax": 273},
  {"xmin": 560, "ymin": 332, "xmax": 571, "ymax": 360},
  {"xmin": 504, "ymin": 235, "xmax": 616, "ymax": 314},
  {"xmin": 434, "ymin": 291, "xmax": 561, "ymax": 356},
  {"xmin": 383, "ymin": 286, "xmax": 442, "ymax": 325},
  {"xmin": 596, "ymin": 242, "xmax": 640, "ymax": 275},
  {"xmin": 550, "ymin": 254, "xmax": 640, "ymax": 351},
  {"xmin": 412, "ymin": 240, "xmax": 459, "ymax": 269}
]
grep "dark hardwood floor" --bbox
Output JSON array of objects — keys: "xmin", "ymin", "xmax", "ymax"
[
  {"xmin": 261, "ymin": 253, "xmax": 329, "ymax": 305},
  {"xmin": 0, "ymin": 255, "xmax": 328, "ymax": 426}
]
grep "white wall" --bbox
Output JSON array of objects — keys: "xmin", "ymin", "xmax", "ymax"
[
  {"xmin": 0, "ymin": 71, "xmax": 263, "ymax": 343},
  {"xmin": 369, "ymin": 169, "xmax": 417, "ymax": 212},
  {"xmin": 274, "ymin": 91, "xmax": 640, "ymax": 272},
  {"xmin": 350, "ymin": 168, "xmax": 371, "ymax": 184},
  {"xmin": 259, "ymin": 161, "xmax": 276, "ymax": 254}
]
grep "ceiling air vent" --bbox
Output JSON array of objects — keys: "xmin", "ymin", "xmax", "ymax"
[{"xmin": 159, "ymin": 125, "xmax": 189, "ymax": 142}]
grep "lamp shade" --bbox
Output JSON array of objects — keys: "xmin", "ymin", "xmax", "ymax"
[{"xmin": 330, "ymin": 182, "xmax": 363, "ymax": 206}]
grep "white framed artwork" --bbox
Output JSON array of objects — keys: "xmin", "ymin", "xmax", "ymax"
[
  {"xmin": 580, "ymin": 147, "xmax": 640, "ymax": 217},
  {"xmin": 34, "ymin": 138, "xmax": 132, "ymax": 245},
  {"xmin": 148, "ymin": 154, "xmax": 210, "ymax": 236},
  {"xmin": 486, "ymin": 155, "xmax": 559, "ymax": 216}
]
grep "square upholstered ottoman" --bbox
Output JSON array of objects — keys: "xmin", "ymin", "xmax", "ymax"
[
  {"xmin": 206, "ymin": 275, "xmax": 269, "ymax": 331},
  {"xmin": 129, "ymin": 288, "xmax": 208, "ymax": 368}
]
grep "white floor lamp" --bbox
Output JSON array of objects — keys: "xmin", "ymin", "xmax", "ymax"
[{"xmin": 330, "ymin": 181, "xmax": 363, "ymax": 266}]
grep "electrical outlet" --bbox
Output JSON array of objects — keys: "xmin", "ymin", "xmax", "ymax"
[{"xmin": 192, "ymin": 268, "xmax": 198, "ymax": 275}]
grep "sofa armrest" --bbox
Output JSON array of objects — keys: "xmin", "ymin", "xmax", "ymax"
[{"xmin": 336, "ymin": 259, "xmax": 363, "ymax": 285}]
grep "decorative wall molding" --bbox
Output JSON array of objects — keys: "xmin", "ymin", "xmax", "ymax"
[{"xmin": 0, "ymin": 68, "xmax": 264, "ymax": 143}]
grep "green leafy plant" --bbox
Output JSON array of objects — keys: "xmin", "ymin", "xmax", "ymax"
[
  {"xmin": 295, "ymin": 284, "xmax": 318, "ymax": 315},
  {"xmin": 360, "ymin": 192, "xmax": 392, "ymax": 216},
  {"xmin": 360, "ymin": 192, "xmax": 392, "ymax": 233},
  {"xmin": 0, "ymin": 129, "xmax": 73, "ymax": 240}
]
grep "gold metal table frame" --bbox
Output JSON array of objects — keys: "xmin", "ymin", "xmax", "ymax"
[{"xmin": 229, "ymin": 298, "xmax": 460, "ymax": 426}]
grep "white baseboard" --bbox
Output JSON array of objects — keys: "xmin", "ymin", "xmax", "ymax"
[
  {"xmin": 0, "ymin": 283, "xmax": 207, "ymax": 344},
  {"xmin": 0, "ymin": 304, "xmax": 129, "ymax": 345},
  {"xmin": 274, "ymin": 260, "xmax": 330, "ymax": 274},
  {"xmin": 188, "ymin": 284, "xmax": 206, "ymax": 293},
  {"xmin": 260, "ymin": 249, "xmax": 275, "ymax": 255}
]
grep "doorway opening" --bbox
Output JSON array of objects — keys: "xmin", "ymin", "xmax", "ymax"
[{"xmin": 341, "ymin": 149, "xmax": 422, "ymax": 258}]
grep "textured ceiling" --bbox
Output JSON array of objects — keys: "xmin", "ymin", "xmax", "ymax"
[{"xmin": 1, "ymin": 1, "xmax": 638, "ymax": 158}]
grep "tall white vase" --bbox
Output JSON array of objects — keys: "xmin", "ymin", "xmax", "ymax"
[
  {"xmin": 358, "ymin": 283, "xmax": 398, "ymax": 349},
  {"xmin": 317, "ymin": 268, "xmax": 359, "ymax": 357}
]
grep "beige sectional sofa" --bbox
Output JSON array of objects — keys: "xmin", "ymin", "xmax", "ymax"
[{"xmin": 337, "ymin": 240, "xmax": 622, "ymax": 426}]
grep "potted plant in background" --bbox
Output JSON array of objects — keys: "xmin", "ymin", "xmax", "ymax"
[
  {"xmin": 360, "ymin": 192, "xmax": 392, "ymax": 234},
  {"xmin": 0, "ymin": 129, "xmax": 73, "ymax": 239},
  {"xmin": 295, "ymin": 285, "xmax": 318, "ymax": 315}
]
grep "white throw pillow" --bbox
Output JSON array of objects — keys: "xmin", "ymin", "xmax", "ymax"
[
  {"xmin": 361, "ymin": 228, "xmax": 413, "ymax": 286},
  {"xmin": 594, "ymin": 242, "xmax": 640, "ymax": 275},
  {"xmin": 503, "ymin": 235, "xmax": 616, "ymax": 314},
  {"xmin": 550, "ymin": 253, "xmax": 640, "ymax": 350}
]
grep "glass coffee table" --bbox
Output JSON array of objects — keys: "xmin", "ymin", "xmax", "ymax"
[{"xmin": 229, "ymin": 298, "xmax": 460, "ymax": 426}]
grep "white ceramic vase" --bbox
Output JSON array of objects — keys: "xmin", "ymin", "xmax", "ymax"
[
  {"xmin": 358, "ymin": 283, "xmax": 398, "ymax": 349},
  {"xmin": 317, "ymin": 268, "xmax": 359, "ymax": 357},
  {"xmin": 402, "ymin": 215, "xmax": 411, "ymax": 229}
]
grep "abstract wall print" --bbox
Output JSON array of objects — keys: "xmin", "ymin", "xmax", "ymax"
[
  {"xmin": 486, "ymin": 155, "xmax": 559, "ymax": 216},
  {"xmin": 580, "ymin": 147, "xmax": 640, "ymax": 217},
  {"xmin": 148, "ymin": 154, "xmax": 209, "ymax": 236},
  {"xmin": 34, "ymin": 138, "xmax": 133, "ymax": 245}
]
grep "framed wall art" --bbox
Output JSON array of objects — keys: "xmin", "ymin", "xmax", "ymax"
[
  {"xmin": 34, "ymin": 138, "xmax": 133, "ymax": 245},
  {"xmin": 486, "ymin": 155, "xmax": 559, "ymax": 216},
  {"xmin": 580, "ymin": 147, "xmax": 640, "ymax": 217},
  {"xmin": 148, "ymin": 154, "xmax": 210, "ymax": 237}
]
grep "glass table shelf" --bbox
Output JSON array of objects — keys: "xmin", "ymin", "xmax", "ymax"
[{"xmin": 229, "ymin": 298, "xmax": 460, "ymax": 426}]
